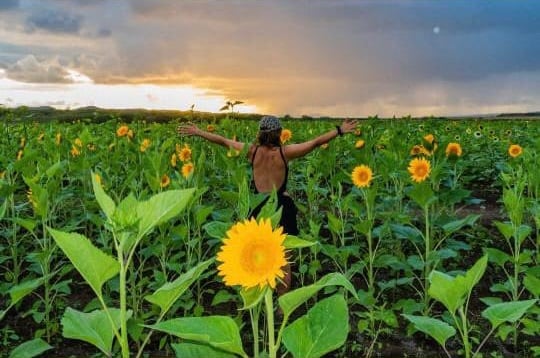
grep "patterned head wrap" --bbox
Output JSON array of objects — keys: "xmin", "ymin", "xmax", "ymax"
[{"xmin": 259, "ymin": 115, "xmax": 281, "ymax": 132}]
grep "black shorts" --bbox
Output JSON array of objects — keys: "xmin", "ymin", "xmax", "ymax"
[{"xmin": 250, "ymin": 194, "xmax": 299, "ymax": 235}]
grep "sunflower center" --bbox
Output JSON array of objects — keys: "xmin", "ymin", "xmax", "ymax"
[
  {"xmin": 241, "ymin": 242, "xmax": 274, "ymax": 274},
  {"xmin": 415, "ymin": 166, "xmax": 427, "ymax": 176},
  {"xmin": 358, "ymin": 171, "xmax": 369, "ymax": 182}
]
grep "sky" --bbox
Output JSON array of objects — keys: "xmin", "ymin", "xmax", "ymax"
[{"xmin": 1, "ymin": 0, "xmax": 540, "ymax": 117}]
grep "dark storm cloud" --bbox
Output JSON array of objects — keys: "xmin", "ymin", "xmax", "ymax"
[{"xmin": 26, "ymin": 9, "xmax": 83, "ymax": 34}]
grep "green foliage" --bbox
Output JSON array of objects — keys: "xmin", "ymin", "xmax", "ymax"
[
  {"xmin": 282, "ymin": 294, "xmax": 349, "ymax": 358},
  {"xmin": 8, "ymin": 338, "xmax": 52, "ymax": 358}
]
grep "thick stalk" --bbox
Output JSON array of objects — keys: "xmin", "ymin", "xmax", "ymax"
[
  {"xmin": 424, "ymin": 205, "xmax": 431, "ymax": 313},
  {"xmin": 118, "ymin": 253, "xmax": 129, "ymax": 358},
  {"xmin": 264, "ymin": 290, "xmax": 276, "ymax": 358},
  {"xmin": 459, "ymin": 308, "xmax": 471, "ymax": 358}
]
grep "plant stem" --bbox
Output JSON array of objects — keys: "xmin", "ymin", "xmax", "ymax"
[
  {"xmin": 118, "ymin": 253, "xmax": 129, "ymax": 358},
  {"xmin": 459, "ymin": 308, "xmax": 470, "ymax": 358},
  {"xmin": 264, "ymin": 289, "xmax": 276, "ymax": 358},
  {"xmin": 424, "ymin": 204, "xmax": 431, "ymax": 314}
]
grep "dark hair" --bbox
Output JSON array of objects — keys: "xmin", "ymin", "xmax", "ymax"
[{"xmin": 257, "ymin": 128, "xmax": 281, "ymax": 147}]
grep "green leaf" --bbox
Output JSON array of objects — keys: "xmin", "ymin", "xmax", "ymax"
[
  {"xmin": 145, "ymin": 259, "xmax": 213, "ymax": 314},
  {"xmin": 145, "ymin": 316, "xmax": 247, "ymax": 358},
  {"xmin": 8, "ymin": 277, "xmax": 46, "ymax": 305},
  {"xmin": 524, "ymin": 274, "xmax": 540, "ymax": 297},
  {"xmin": 12, "ymin": 218, "xmax": 36, "ymax": 232},
  {"xmin": 463, "ymin": 255, "xmax": 488, "ymax": 293},
  {"xmin": 494, "ymin": 221, "xmax": 513, "ymax": 240},
  {"xmin": 203, "ymin": 221, "xmax": 231, "ymax": 240},
  {"xmin": 0, "ymin": 199, "xmax": 7, "ymax": 219},
  {"xmin": 62, "ymin": 307, "xmax": 129, "ymax": 356},
  {"xmin": 282, "ymin": 294, "xmax": 349, "ymax": 358},
  {"xmin": 485, "ymin": 248, "xmax": 512, "ymax": 267},
  {"xmin": 137, "ymin": 189, "xmax": 195, "ymax": 237},
  {"xmin": 172, "ymin": 343, "xmax": 237, "ymax": 358},
  {"xmin": 402, "ymin": 315, "xmax": 456, "ymax": 348},
  {"xmin": 482, "ymin": 300, "xmax": 537, "ymax": 329},
  {"xmin": 442, "ymin": 214, "xmax": 480, "ymax": 234},
  {"xmin": 239, "ymin": 286, "xmax": 267, "ymax": 310},
  {"xmin": 283, "ymin": 235, "xmax": 317, "ymax": 249},
  {"xmin": 91, "ymin": 171, "xmax": 116, "ymax": 220},
  {"xmin": 279, "ymin": 273, "xmax": 357, "ymax": 318},
  {"xmin": 9, "ymin": 338, "xmax": 52, "ymax": 358},
  {"xmin": 48, "ymin": 228, "xmax": 119, "ymax": 297},
  {"xmin": 406, "ymin": 183, "xmax": 437, "ymax": 208},
  {"xmin": 45, "ymin": 160, "xmax": 66, "ymax": 178}
]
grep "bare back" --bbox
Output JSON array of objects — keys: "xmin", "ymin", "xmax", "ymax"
[{"xmin": 248, "ymin": 145, "xmax": 288, "ymax": 194}]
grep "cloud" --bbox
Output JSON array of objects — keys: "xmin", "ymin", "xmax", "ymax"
[
  {"xmin": 26, "ymin": 9, "xmax": 83, "ymax": 34},
  {"xmin": 0, "ymin": 0, "xmax": 18, "ymax": 11},
  {"xmin": 6, "ymin": 55, "xmax": 72, "ymax": 83}
]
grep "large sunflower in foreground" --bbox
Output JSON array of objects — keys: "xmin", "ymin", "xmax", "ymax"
[
  {"xmin": 351, "ymin": 165, "xmax": 373, "ymax": 188},
  {"xmin": 280, "ymin": 129, "xmax": 292, "ymax": 144},
  {"xmin": 217, "ymin": 218, "xmax": 287, "ymax": 289},
  {"xmin": 408, "ymin": 157, "xmax": 431, "ymax": 183},
  {"xmin": 508, "ymin": 144, "xmax": 522, "ymax": 158}
]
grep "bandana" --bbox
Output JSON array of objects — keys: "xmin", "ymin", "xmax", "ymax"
[{"xmin": 259, "ymin": 115, "xmax": 281, "ymax": 132}]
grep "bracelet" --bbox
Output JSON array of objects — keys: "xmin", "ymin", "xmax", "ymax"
[{"xmin": 335, "ymin": 125, "xmax": 343, "ymax": 136}]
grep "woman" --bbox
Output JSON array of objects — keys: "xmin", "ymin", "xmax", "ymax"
[{"xmin": 177, "ymin": 116, "xmax": 357, "ymax": 293}]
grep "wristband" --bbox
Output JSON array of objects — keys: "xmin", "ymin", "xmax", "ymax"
[{"xmin": 336, "ymin": 125, "xmax": 343, "ymax": 136}]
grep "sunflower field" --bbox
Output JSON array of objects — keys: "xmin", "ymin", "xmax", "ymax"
[{"xmin": 0, "ymin": 109, "xmax": 539, "ymax": 358}]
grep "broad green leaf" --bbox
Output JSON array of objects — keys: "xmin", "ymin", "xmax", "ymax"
[
  {"xmin": 524, "ymin": 274, "xmax": 540, "ymax": 297},
  {"xmin": 283, "ymin": 235, "xmax": 317, "ymax": 249},
  {"xmin": 137, "ymin": 189, "xmax": 195, "ymax": 237},
  {"xmin": 172, "ymin": 343, "xmax": 236, "ymax": 358},
  {"xmin": 145, "ymin": 316, "xmax": 247, "ymax": 358},
  {"xmin": 91, "ymin": 172, "xmax": 116, "ymax": 220},
  {"xmin": 239, "ymin": 286, "xmax": 267, "ymax": 310},
  {"xmin": 429, "ymin": 271, "xmax": 465, "ymax": 314},
  {"xmin": 494, "ymin": 221, "xmax": 513, "ymax": 240},
  {"xmin": 62, "ymin": 307, "xmax": 129, "ymax": 356},
  {"xmin": 282, "ymin": 294, "xmax": 349, "ymax": 358},
  {"xmin": 485, "ymin": 248, "xmax": 512, "ymax": 267},
  {"xmin": 9, "ymin": 338, "xmax": 52, "ymax": 358},
  {"xmin": 442, "ymin": 214, "xmax": 480, "ymax": 234},
  {"xmin": 12, "ymin": 218, "xmax": 36, "ymax": 232},
  {"xmin": 406, "ymin": 183, "xmax": 437, "ymax": 208},
  {"xmin": 114, "ymin": 193, "xmax": 139, "ymax": 228},
  {"xmin": 145, "ymin": 259, "xmax": 213, "ymax": 314},
  {"xmin": 402, "ymin": 315, "xmax": 456, "ymax": 348},
  {"xmin": 516, "ymin": 224, "xmax": 532, "ymax": 244},
  {"xmin": 279, "ymin": 273, "xmax": 357, "ymax": 317},
  {"xmin": 203, "ymin": 221, "xmax": 231, "ymax": 240},
  {"xmin": 482, "ymin": 300, "xmax": 537, "ymax": 329},
  {"xmin": 48, "ymin": 228, "xmax": 119, "ymax": 296},
  {"xmin": 463, "ymin": 255, "xmax": 488, "ymax": 293},
  {"xmin": 8, "ymin": 277, "xmax": 46, "ymax": 305},
  {"xmin": 45, "ymin": 160, "xmax": 65, "ymax": 178}
]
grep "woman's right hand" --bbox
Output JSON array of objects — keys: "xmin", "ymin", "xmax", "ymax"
[{"xmin": 176, "ymin": 123, "xmax": 200, "ymax": 137}]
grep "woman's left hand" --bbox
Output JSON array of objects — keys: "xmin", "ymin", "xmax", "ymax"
[{"xmin": 340, "ymin": 118, "xmax": 358, "ymax": 134}]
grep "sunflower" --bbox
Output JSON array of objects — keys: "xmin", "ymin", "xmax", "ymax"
[
  {"xmin": 354, "ymin": 129, "xmax": 362, "ymax": 136},
  {"xmin": 217, "ymin": 218, "xmax": 287, "ymax": 289},
  {"xmin": 140, "ymin": 138, "xmax": 151, "ymax": 152},
  {"xmin": 37, "ymin": 133, "xmax": 45, "ymax": 142},
  {"xmin": 160, "ymin": 174, "xmax": 171, "ymax": 188},
  {"xmin": 181, "ymin": 162, "xmax": 194, "ymax": 178},
  {"xmin": 70, "ymin": 145, "xmax": 81, "ymax": 157},
  {"xmin": 127, "ymin": 129, "xmax": 134, "ymax": 139},
  {"xmin": 74, "ymin": 138, "xmax": 83, "ymax": 148},
  {"xmin": 320, "ymin": 143, "xmax": 329, "ymax": 149},
  {"xmin": 423, "ymin": 134, "xmax": 436, "ymax": 151},
  {"xmin": 207, "ymin": 124, "xmax": 216, "ymax": 132},
  {"xmin": 355, "ymin": 140, "xmax": 365, "ymax": 149},
  {"xmin": 351, "ymin": 165, "xmax": 373, "ymax": 188},
  {"xmin": 410, "ymin": 145, "xmax": 431, "ymax": 156},
  {"xmin": 170, "ymin": 153, "xmax": 177, "ymax": 167},
  {"xmin": 280, "ymin": 129, "xmax": 292, "ymax": 144},
  {"xmin": 408, "ymin": 157, "xmax": 431, "ymax": 183},
  {"xmin": 227, "ymin": 148, "xmax": 240, "ymax": 157},
  {"xmin": 508, "ymin": 144, "xmax": 522, "ymax": 158},
  {"xmin": 16, "ymin": 150, "xmax": 23, "ymax": 161},
  {"xmin": 20, "ymin": 137, "xmax": 26, "ymax": 148},
  {"xmin": 87, "ymin": 143, "xmax": 96, "ymax": 151},
  {"xmin": 474, "ymin": 131, "xmax": 482, "ymax": 138},
  {"xmin": 27, "ymin": 189, "xmax": 38, "ymax": 211},
  {"xmin": 178, "ymin": 144, "xmax": 192, "ymax": 162},
  {"xmin": 55, "ymin": 133, "xmax": 62, "ymax": 145},
  {"xmin": 445, "ymin": 142, "xmax": 462, "ymax": 158},
  {"xmin": 116, "ymin": 125, "xmax": 129, "ymax": 137}
]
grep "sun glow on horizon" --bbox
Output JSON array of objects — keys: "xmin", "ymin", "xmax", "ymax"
[{"xmin": 0, "ymin": 69, "xmax": 259, "ymax": 113}]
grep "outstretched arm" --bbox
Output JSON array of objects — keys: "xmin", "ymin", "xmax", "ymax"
[
  {"xmin": 284, "ymin": 118, "xmax": 357, "ymax": 160},
  {"xmin": 177, "ymin": 124, "xmax": 245, "ymax": 151}
]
